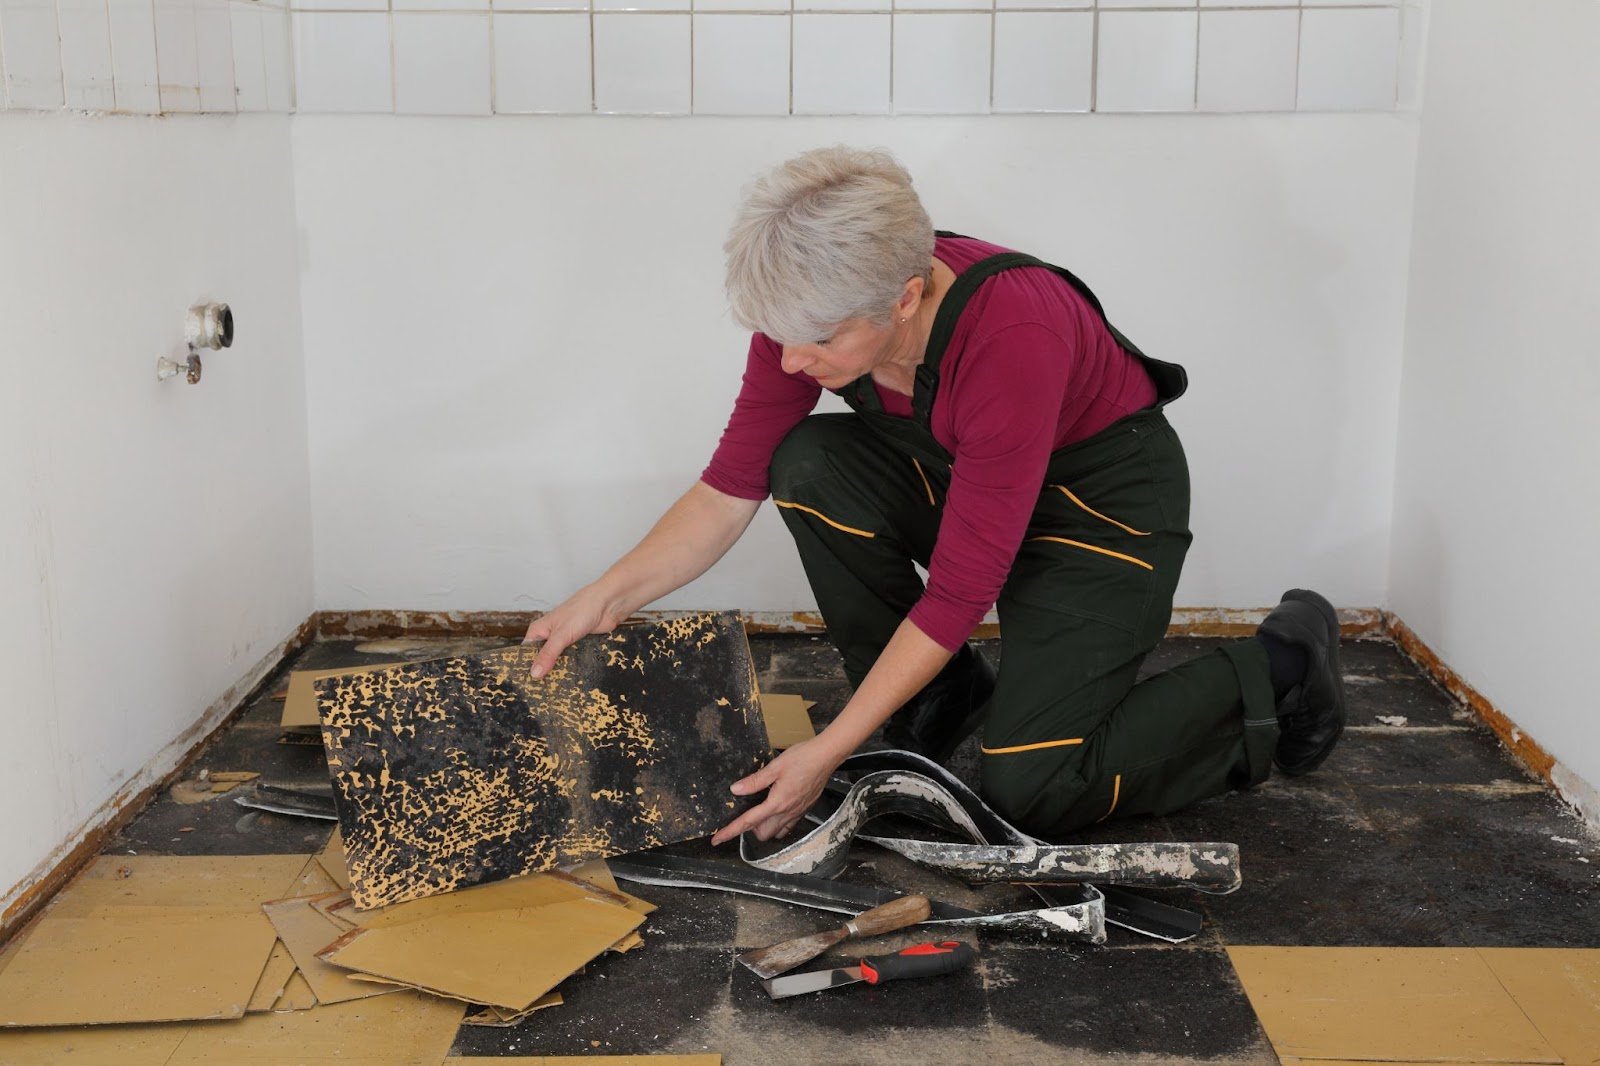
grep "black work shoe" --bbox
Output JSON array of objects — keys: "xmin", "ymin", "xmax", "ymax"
[
  {"xmin": 882, "ymin": 644, "xmax": 998, "ymax": 765},
  {"xmin": 1258, "ymin": 588, "xmax": 1345, "ymax": 776}
]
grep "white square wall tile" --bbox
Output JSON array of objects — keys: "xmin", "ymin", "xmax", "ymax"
[
  {"xmin": 293, "ymin": 0, "xmax": 385, "ymax": 10},
  {"xmin": 893, "ymin": 14, "xmax": 988, "ymax": 114},
  {"xmin": 495, "ymin": 0, "xmax": 588, "ymax": 9},
  {"xmin": 108, "ymin": 0, "xmax": 161, "ymax": 112},
  {"xmin": 1299, "ymin": 6, "xmax": 1399, "ymax": 111},
  {"xmin": 394, "ymin": 13, "xmax": 490, "ymax": 114},
  {"xmin": 894, "ymin": 0, "xmax": 989, "ymax": 11},
  {"xmin": 697, "ymin": 0, "xmax": 787, "ymax": 11},
  {"xmin": 1197, "ymin": 8, "xmax": 1297, "ymax": 112},
  {"xmin": 196, "ymin": 0, "xmax": 237, "ymax": 111},
  {"xmin": 792, "ymin": 14, "xmax": 888, "ymax": 114},
  {"xmin": 1095, "ymin": 10, "xmax": 1196, "ymax": 113},
  {"xmin": 595, "ymin": 0, "xmax": 687, "ymax": 11},
  {"xmin": 2, "ymin": 0, "xmax": 66, "ymax": 109},
  {"xmin": 58, "ymin": 0, "xmax": 117, "ymax": 110},
  {"xmin": 592, "ymin": 14, "xmax": 690, "ymax": 114},
  {"xmin": 395, "ymin": 0, "xmax": 486, "ymax": 10},
  {"xmin": 293, "ymin": 11, "xmax": 391, "ymax": 113},
  {"xmin": 1100, "ymin": 0, "xmax": 1191, "ymax": 7},
  {"xmin": 1199, "ymin": 0, "xmax": 1288, "ymax": 7},
  {"xmin": 797, "ymin": 0, "xmax": 887, "ymax": 10},
  {"xmin": 694, "ymin": 14, "xmax": 788, "ymax": 115},
  {"xmin": 231, "ymin": 1, "xmax": 267, "ymax": 111},
  {"xmin": 992, "ymin": 11, "xmax": 1090, "ymax": 113},
  {"xmin": 155, "ymin": 0, "xmax": 201, "ymax": 111},
  {"xmin": 263, "ymin": 6, "xmax": 293, "ymax": 109},
  {"xmin": 997, "ymin": 0, "xmax": 1088, "ymax": 10},
  {"xmin": 398, "ymin": 0, "xmax": 488, "ymax": 10},
  {"xmin": 494, "ymin": 12, "xmax": 590, "ymax": 112}
]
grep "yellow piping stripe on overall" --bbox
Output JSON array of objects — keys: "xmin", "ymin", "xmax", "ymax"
[
  {"xmin": 912, "ymin": 459, "xmax": 936, "ymax": 506},
  {"xmin": 1052, "ymin": 485, "xmax": 1151, "ymax": 537},
  {"xmin": 1027, "ymin": 536, "xmax": 1154, "ymax": 572},
  {"xmin": 773, "ymin": 500, "xmax": 875, "ymax": 539},
  {"xmin": 980, "ymin": 736, "xmax": 1084, "ymax": 756},
  {"xmin": 1096, "ymin": 774, "xmax": 1122, "ymax": 823}
]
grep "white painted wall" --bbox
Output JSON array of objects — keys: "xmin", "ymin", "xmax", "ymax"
[
  {"xmin": 1390, "ymin": 0, "xmax": 1600, "ymax": 816},
  {"xmin": 0, "ymin": 112, "xmax": 313, "ymax": 912},
  {"xmin": 295, "ymin": 115, "xmax": 1419, "ymax": 618}
]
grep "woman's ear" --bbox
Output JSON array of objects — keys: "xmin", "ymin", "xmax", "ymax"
[{"xmin": 896, "ymin": 274, "xmax": 926, "ymax": 322}]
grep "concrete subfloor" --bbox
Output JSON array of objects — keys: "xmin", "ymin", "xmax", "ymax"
[{"xmin": 105, "ymin": 633, "xmax": 1600, "ymax": 1064}]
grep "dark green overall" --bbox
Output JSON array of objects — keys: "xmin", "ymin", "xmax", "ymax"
[{"xmin": 767, "ymin": 243, "xmax": 1280, "ymax": 839}]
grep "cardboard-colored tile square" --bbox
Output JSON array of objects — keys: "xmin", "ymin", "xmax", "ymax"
[
  {"xmin": 319, "ymin": 828, "xmax": 353, "ymax": 891},
  {"xmin": 281, "ymin": 663, "xmax": 401, "ymax": 729},
  {"xmin": 1479, "ymin": 947, "xmax": 1600, "ymax": 1066},
  {"xmin": 760, "ymin": 693, "xmax": 817, "ymax": 749},
  {"xmin": 246, "ymin": 940, "xmax": 297, "ymax": 1012},
  {"xmin": 46, "ymin": 854, "xmax": 311, "ymax": 916},
  {"xmin": 270, "ymin": 970, "xmax": 318, "ymax": 1011},
  {"xmin": 321, "ymin": 897, "xmax": 644, "ymax": 1010},
  {"xmin": 261, "ymin": 896, "xmax": 395, "ymax": 1006},
  {"xmin": 0, "ymin": 907, "xmax": 278, "ymax": 1026},
  {"xmin": 462, "ymin": 991, "xmax": 563, "ymax": 1027},
  {"xmin": 1228, "ymin": 946, "xmax": 1561, "ymax": 1064},
  {"xmin": 0, "ymin": 1022, "xmax": 190, "ymax": 1065},
  {"xmin": 166, "ymin": 989, "xmax": 466, "ymax": 1066},
  {"xmin": 320, "ymin": 612, "xmax": 767, "ymax": 909}
]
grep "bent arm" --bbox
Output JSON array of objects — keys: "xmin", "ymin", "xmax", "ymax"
[{"xmin": 525, "ymin": 480, "xmax": 761, "ymax": 675}]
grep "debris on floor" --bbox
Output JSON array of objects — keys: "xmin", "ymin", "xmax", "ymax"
[
  {"xmin": 169, "ymin": 769, "xmax": 260, "ymax": 804},
  {"xmin": 1375, "ymin": 715, "xmax": 1409, "ymax": 727},
  {"xmin": 318, "ymin": 611, "xmax": 769, "ymax": 909}
]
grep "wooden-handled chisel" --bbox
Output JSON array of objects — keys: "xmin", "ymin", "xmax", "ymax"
[
  {"xmin": 761, "ymin": 940, "xmax": 977, "ymax": 1000},
  {"xmin": 737, "ymin": 894, "xmax": 931, "ymax": 980}
]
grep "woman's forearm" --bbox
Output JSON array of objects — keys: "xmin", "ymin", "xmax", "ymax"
[
  {"xmin": 586, "ymin": 480, "xmax": 761, "ymax": 620},
  {"xmin": 813, "ymin": 618, "xmax": 955, "ymax": 759}
]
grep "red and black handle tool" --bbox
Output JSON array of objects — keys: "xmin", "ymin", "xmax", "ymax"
[{"xmin": 761, "ymin": 940, "xmax": 978, "ymax": 999}]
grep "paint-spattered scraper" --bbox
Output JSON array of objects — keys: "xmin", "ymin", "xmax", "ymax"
[
  {"xmin": 761, "ymin": 940, "xmax": 977, "ymax": 1000},
  {"xmin": 737, "ymin": 895, "xmax": 931, "ymax": 980}
]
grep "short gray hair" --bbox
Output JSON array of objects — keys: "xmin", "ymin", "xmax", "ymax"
[{"xmin": 724, "ymin": 146, "xmax": 934, "ymax": 345}]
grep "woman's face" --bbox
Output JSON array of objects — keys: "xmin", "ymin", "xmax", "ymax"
[{"xmin": 779, "ymin": 317, "xmax": 896, "ymax": 389}]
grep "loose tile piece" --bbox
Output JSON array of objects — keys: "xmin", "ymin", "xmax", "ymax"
[
  {"xmin": 0, "ymin": 907, "xmax": 277, "ymax": 1026},
  {"xmin": 246, "ymin": 939, "xmax": 298, "ymax": 1012},
  {"xmin": 321, "ymin": 896, "xmax": 643, "ymax": 1011},
  {"xmin": 760, "ymin": 694, "xmax": 817, "ymax": 750},
  {"xmin": 1478, "ymin": 948, "xmax": 1600, "ymax": 1066},
  {"xmin": 282, "ymin": 664, "xmax": 400, "ymax": 729},
  {"xmin": 166, "ymin": 990, "xmax": 466, "ymax": 1066},
  {"xmin": 1228, "ymin": 946, "xmax": 1562, "ymax": 1064},
  {"xmin": 47, "ymin": 854, "xmax": 310, "ymax": 916},
  {"xmin": 0, "ymin": 1023, "xmax": 188, "ymax": 1065},
  {"xmin": 261, "ymin": 896, "xmax": 396, "ymax": 1006},
  {"xmin": 449, "ymin": 1059, "xmax": 721, "ymax": 1064},
  {"xmin": 319, "ymin": 828, "xmax": 353, "ymax": 890},
  {"xmin": 319, "ymin": 613, "xmax": 767, "ymax": 908}
]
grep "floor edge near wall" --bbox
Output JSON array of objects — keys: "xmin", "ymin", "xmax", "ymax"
[
  {"xmin": 5, "ymin": 603, "xmax": 1590, "ymax": 949},
  {"xmin": 0, "ymin": 615, "xmax": 319, "ymax": 945}
]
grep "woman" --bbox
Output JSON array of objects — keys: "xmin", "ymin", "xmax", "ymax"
[{"xmin": 524, "ymin": 147, "xmax": 1344, "ymax": 846}]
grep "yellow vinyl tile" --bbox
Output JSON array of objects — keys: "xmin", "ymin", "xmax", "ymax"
[
  {"xmin": 1227, "ymin": 946, "xmax": 1561, "ymax": 1064},
  {"xmin": 1480, "ymin": 948, "xmax": 1600, "ymax": 1066}
]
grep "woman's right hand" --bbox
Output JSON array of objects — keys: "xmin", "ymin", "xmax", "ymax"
[{"xmin": 522, "ymin": 587, "xmax": 624, "ymax": 679}]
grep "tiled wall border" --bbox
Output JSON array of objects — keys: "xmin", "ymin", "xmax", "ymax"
[{"xmin": 1, "ymin": 0, "xmax": 1421, "ymax": 115}]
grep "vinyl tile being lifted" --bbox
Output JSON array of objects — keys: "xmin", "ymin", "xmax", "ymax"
[{"xmin": 318, "ymin": 612, "xmax": 767, "ymax": 909}]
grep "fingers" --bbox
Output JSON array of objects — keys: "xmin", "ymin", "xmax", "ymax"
[
  {"xmin": 522, "ymin": 618, "xmax": 551, "ymax": 645},
  {"xmin": 710, "ymin": 798, "xmax": 778, "ymax": 846},
  {"xmin": 729, "ymin": 763, "xmax": 778, "ymax": 797},
  {"xmin": 530, "ymin": 634, "xmax": 569, "ymax": 679}
]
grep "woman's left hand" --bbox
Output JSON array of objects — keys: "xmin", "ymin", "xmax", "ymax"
[{"xmin": 710, "ymin": 738, "xmax": 845, "ymax": 846}]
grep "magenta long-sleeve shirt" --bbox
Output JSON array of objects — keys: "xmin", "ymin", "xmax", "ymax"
[{"xmin": 701, "ymin": 235, "xmax": 1158, "ymax": 652}]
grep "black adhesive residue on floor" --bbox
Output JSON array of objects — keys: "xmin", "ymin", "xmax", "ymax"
[{"xmin": 104, "ymin": 634, "xmax": 1600, "ymax": 1065}]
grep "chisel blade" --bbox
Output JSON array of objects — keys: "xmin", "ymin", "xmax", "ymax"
[{"xmin": 762, "ymin": 966, "xmax": 866, "ymax": 1000}]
